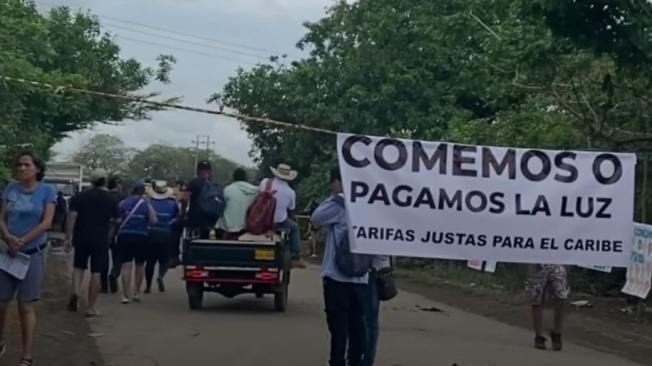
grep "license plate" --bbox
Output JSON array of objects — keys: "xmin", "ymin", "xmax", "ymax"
[{"xmin": 255, "ymin": 249, "xmax": 275, "ymax": 261}]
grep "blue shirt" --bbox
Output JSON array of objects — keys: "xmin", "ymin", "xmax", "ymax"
[
  {"xmin": 2, "ymin": 182, "xmax": 56, "ymax": 251},
  {"xmin": 312, "ymin": 194, "xmax": 368, "ymax": 284},
  {"xmin": 118, "ymin": 196, "xmax": 150, "ymax": 236},
  {"xmin": 150, "ymin": 197, "xmax": 179, "ymax": 233}
]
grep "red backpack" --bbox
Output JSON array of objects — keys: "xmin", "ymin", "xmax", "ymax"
[{"xmin": 246, "ymin": 178, "xmax": 277, "ymax": 235}]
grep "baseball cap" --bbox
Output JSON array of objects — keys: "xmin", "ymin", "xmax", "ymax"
[
  {"xmin": 90, "ymin": 168, "xmax": 108, "ymax": 182},
  {"xmin": 197, "ymin": 160, "xmax": 211, "ymax": 171}
]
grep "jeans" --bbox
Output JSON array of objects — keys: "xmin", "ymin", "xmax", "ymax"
[
  {"xmin": 364, "ymin": 271, "xmax": 381, "ymax": 366},
  {"xmin": 277, "ymin": 219, "xmax": 301, "ymax": 257},
  {"xmin": 323, "ymin": 277, "xmax": 369, "ymax": 366}
]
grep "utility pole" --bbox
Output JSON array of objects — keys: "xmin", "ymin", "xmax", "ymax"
[
  {"xmin": 191, "ymin": 135, "xmax": 215, "ymax": 171},
  {"xmin": 205, "ymin": 135, "xmax": 215, "ymax": 159}
]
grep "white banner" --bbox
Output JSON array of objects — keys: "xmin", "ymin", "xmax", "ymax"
[
  {"xmin": 622, "ymin": 223, "xmax": 652, "ymax": 299},
  {"xmin": 337, "ymin": 134, "xmax": 637, "ymax": 267}
]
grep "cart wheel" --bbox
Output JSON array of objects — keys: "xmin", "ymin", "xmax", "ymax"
[
  {"xmin": 274, "ymin": 269, "xmax": 290, "ymax": 312},
  {"xmin": 186, "ymin": 282, "xmax": 203, "ymax": 310},
  {"xmin": 274, "ymin": 284, "xmax": 288, "ymax": 312}
]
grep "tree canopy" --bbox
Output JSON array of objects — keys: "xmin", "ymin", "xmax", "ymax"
[
  {"xmin": 220, "ymin": 0, "xmax": 652, "ymax": 220},
  {"xmin": 0, "ymin": 0, "xmax": 175, "ymax": 180},
  {"xmin": 70, "ymin": 134, "xmax": 255, "ymax": 186}
]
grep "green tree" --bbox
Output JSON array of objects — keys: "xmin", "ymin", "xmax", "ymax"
[
  {"xmin": 0, "ymin": 0, "xmax": 176, "ymax": 177},
  {"xmin": 127, "ymin": 144, "xmax": 255, "ymax": 185},
  {"xmin": 220, "ymin": 0, "xmax": 651, "ymax": 219},
  {"xmin": 71, "ymin": 134, "xmax": 133, "ymax": 174}
]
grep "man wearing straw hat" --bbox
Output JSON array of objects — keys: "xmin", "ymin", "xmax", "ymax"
[
  {"xmin": 260, "ymin": 163, "xmax": 306, "ymax": 269},
  {"xmin": 145, "ymin": 180, "xmax": 179, "ymax": 293}
]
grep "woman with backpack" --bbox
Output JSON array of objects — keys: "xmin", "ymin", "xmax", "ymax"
[{"xmin": 116, "ymin": 182, "xmax": 157, "ymax": 304}]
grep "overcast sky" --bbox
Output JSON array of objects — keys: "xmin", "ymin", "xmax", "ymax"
[{"xmin": 42, "ymin": 0, "xmax": 335, "ymax": 165}]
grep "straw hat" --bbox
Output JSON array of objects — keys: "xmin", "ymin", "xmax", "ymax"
[
  {"xmin": 270, "ymin": 163, "xmax": 298, "ymax": 181},
  {"xmin": 150, "ymin": 180, "xmax": 174, "ymax": 199}
]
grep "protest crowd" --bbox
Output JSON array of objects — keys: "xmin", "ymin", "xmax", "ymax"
[
  {"xmin": 0, "ymin": 145, "xmax": 643, "ymax": 366},
  {"xmin": 0, "ymin": 151, "xmax": 400, "ymax": 366}
]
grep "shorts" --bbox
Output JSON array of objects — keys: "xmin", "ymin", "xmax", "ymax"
[
  {"xmin": 117, "ymin": 233, "xmax": 148, "ymax": 265},
  {"xmin": 525, "ymin": 264, "xmax": 570, "ymax": 305},
  {"xmin": 73, "ymin": 240, "xmax": 109, "ymax": 273},
  {"xmin": 0, "ymin": 251, "xmax": 45, "ymax": 302}
]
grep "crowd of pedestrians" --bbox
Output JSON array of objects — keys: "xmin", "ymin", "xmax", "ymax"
[{"xmin": 0, "ymin": 152, "xmax": 568, "ymax": 366}]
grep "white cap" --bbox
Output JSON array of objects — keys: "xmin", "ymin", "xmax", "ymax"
[{"xmin": 90, "ymin": 168, "xmax": 108, "ymax": 182}]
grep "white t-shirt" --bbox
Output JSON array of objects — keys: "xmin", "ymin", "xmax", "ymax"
[{"xmin": 259, "ymin": 178, "xmax": 296, "ymax": 223}]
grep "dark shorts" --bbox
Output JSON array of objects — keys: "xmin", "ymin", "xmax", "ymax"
[
  {"xmin": 73, "ymin": 241, "xmax": 109, "ymax": 273},
  {"xmin": 117, "ymin": 233, "xmax": 148, "ymax": 265}
]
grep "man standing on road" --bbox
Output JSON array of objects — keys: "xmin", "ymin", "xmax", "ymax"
[
  {"xmin": 260, "ymin": 163, "xmax": 306, "ymax": 268},
  {"xmin": 312, "ymin": 167, "xmax": 369, "ymax": 366},
  {"xmin": 65, "ymin": 169, "xmax": 119, "ymax": 317}
]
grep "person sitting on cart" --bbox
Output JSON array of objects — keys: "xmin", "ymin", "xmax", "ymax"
[
  {"xmin": 259, "ymin": 163, "xmax": 306, "ymax": 269},
  {"xmin": 218, "ymin": 168, "xmax": 258, "ymax": 240},
  {"xmin": 184, "ymin": 160, "xmax": 222, "ymax": 239}
]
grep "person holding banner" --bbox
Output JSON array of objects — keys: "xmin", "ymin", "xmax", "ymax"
[
  {"xmin": 525, "ymin": 264, "xmax": 569, "ymax": 351},
  {"xmin": 312, "ymin": 167, "xmax": 370, "ymax": 366}
]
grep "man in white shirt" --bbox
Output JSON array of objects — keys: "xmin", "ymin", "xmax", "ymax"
[{"xmin": 259, "ymin": 164, "xmax": 306, "ymax": 268}]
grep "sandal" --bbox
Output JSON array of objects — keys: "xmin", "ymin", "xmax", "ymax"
[
  {"xmin": 19, "ymin": 358, "xmax": 33, "ymax": 366},
  {"xmin": 85, "ymin": 309, "xmax": 101, "ymax": 318},
  {"xmin": 534, "ymin": 335, "xmax": 547, "ymax": 350}
]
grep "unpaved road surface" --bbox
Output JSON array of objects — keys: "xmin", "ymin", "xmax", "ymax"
[{"xmin": 85, "ymin": 266, "xmax": 644, "ymax": 366}]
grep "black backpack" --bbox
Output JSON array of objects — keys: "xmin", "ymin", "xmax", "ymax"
[
  {"xmin": 331, "ymin": 195, "xmax": 373, "ymax": 277},
  {"xmin": 197, "ymin": 180, "xmax": 225, "ymax": 226}
]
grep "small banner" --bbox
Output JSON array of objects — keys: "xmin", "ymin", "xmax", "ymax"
[
  {"xmin": 467, "ymin": 260, "xmax": 497, "ymax": 273},
  {"xmin": 337, "ymin": 134, "xmax": 636, "ymax": 267},
  {"xmin": 622, "ymin": 223, "xmax": 652, "ymax": 299}
]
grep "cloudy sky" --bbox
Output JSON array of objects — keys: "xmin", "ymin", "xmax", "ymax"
[{"xmin": 41, "ymin": 0, "xmax": 335, "ymax": 165}]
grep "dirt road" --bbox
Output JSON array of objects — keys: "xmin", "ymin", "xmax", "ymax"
[{"xmin": 86, "ymin": 266, "xmax": 644, "ymax": 366}]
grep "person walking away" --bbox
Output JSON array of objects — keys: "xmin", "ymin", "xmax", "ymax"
[
  {"xmin": 0, "ymin": 152, "xmax": 56, "ymax": 366},
  {"xmin": 145, "ymin": 181, "xmax": 179, "ymax": 293},
  {"xmin": 54, "ymin": 192, "xmax": 67, "ymax": 232},
  {"xmin": 219, "ymin": 168, "xmax": 257, "ymax": 240},
  {"xmin": 64, "ymin": 169, "xmax": 118, "ymax": 317},
  {"xmin": 312, "ymin": 167, "xmax": 369, "ymax": 366},
  {"xmin": 184, "ymin": 160, "xmax": 223, "ymax": 239},
  {"xmin": 117, "ymin": 183, "xmax": 157, "ymax": 304},
  {"xmin": 105, "ymin": 176, "xmax": 125, "ymax": 293},
  {"xmin": 168, "ymin": 180, "xmax": 185, "ymax": 268},
  {"xmin": 526, "ymin": 264, "xmax": 569, "ymax": 351},
  {"xmin": 260, "ymin": 164, "xmax": 306, "ymax": 268}
]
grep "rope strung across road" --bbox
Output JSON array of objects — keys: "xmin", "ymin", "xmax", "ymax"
[{"xmin": 0, "ymin": 75, "xmax": 339, "ymax": 136}]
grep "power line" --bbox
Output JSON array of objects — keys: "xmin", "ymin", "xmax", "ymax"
[
  {"xmin": 35, "ymin": 0, "xmax": 282, "ymax": 56},
  {"xmin": 103, "ymin": 21, "xmax": 268, "ymax": 60},
  {"xmin": 100, "ymin": 15, "xmax": 280, "ymax": 56},
  {"xmin": 0, "ymin": 75, "xmax": 338, "ymax": 135},
  {"xmin": 117, "ymin": 36, "xmax": 259, "ymax": 66}
]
